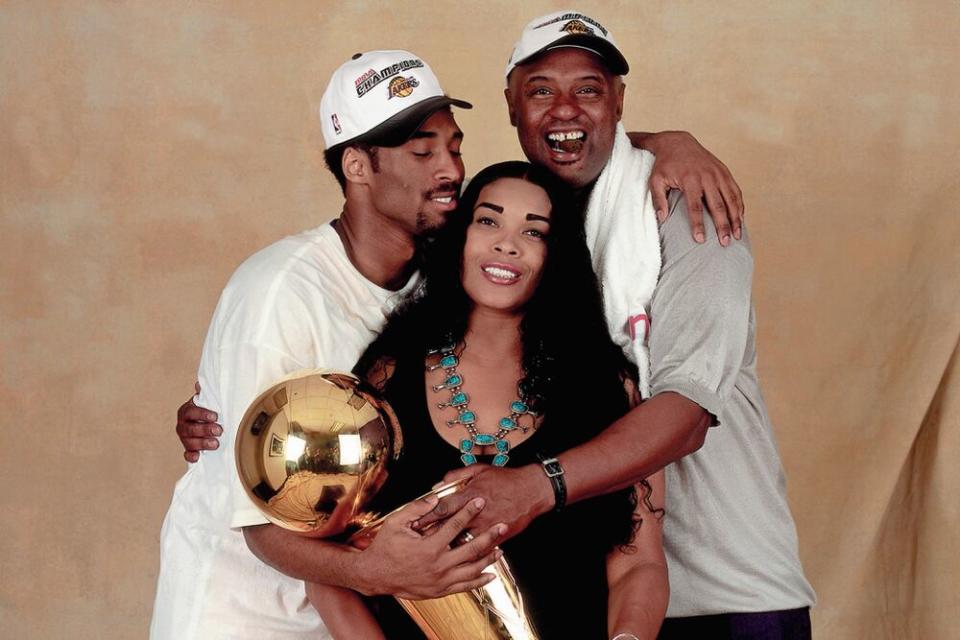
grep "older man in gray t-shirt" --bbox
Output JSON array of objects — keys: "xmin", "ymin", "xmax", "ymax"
[
  {"xmin": 652, "ymin": 192, "xmax": 815, "ymax": 619},
  {"xmin": 432, "ymin": 11, "xmax": 816, "ymax": 638}
]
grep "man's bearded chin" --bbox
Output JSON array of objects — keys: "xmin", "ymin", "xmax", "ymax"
[{"xmin": 416, "ymin": 212, "xmax": 443, "ymax": 235}]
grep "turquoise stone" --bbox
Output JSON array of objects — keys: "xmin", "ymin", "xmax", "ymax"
[
  {"xmin": 495, "ymin": 440, "xmax": 510, "ymax": 452},
  {"xmin": 510, "ymin": 401, "xmax": 528, "ymax": 413},
  {"xmin": 474, "ymin": 434, "xmax": 496, "ymax": 445},
  {"xmin": 446, "ymin": 374, "xmax": 462, "ymax": 386},
  {"xmin": 492, "ymin": 453, "xmax": 509, "ymax": 467},
  {"xmin": 440, "ymin": 355, "xmax": 458, "ymax": 368},
  {"xmin": 461, "ymin": 453, "xmax": 477, "ymax": 465},
  {"xmin": 459, "ymin": 410, "xmax": 476, "ymax": 424},
  {"xmin": 451, "ymin": 392, "xmax": 468, "ymax": 406},
  {"xmin": 460, "ymin": 439, "xmax": 473, "ymax": 452},
  {"xmin": 498, "ymin": 417, "xmax": 517, "ymax": 430}
]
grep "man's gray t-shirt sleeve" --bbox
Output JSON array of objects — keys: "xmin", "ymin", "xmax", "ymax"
[{"xmin": 648, "ymin": 192, "xmax": 754, "ymax": 424}]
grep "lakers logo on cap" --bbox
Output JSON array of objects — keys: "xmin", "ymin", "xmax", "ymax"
[
  {"xmin": 534, "ymin": 13, "xmax": 608, "ymax": 36},
  {"xmin": 387, "ymin": 75, "xmax": 420, "ymax": 99},
  {"xmin": 561, "ymin": 19, "xmax": 594, "ymax": 35}
]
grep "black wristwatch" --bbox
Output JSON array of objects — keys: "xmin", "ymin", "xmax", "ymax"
[{"xmin": 536, "ymin": 453, "xmax": 566, "ymax": 512}]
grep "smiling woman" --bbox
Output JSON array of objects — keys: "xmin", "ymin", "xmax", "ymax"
[
  {"xmin": 304, "ymin": 161, "xmax": 668, "ymax": 639},
  {"xmin": 461, "ymin": 177, "xmax": 552, "ymax": 314}
]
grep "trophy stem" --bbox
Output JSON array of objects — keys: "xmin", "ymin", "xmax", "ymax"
[{"xmin": 396, "ymin": 555, "xmax": 539, "ymax": 640}]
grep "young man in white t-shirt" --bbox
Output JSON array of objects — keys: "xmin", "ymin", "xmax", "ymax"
[{"xmin": 151, "ymin": 50, "xmax": 511, "ymax": 640}]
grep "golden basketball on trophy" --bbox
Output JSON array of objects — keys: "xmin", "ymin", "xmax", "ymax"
[{"xmin": 235, "ymin": 369, "xmax": 402, "ymax": 537}]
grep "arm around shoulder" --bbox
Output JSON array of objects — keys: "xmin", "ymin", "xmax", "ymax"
[{"xmin": 628, "ymin": 130, "xmax": 745, "ymax": 242}]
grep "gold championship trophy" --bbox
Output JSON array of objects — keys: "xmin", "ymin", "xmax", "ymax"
[{"xmin": 235, "ymin": 370, "xmax": 540, "ymax": 639}]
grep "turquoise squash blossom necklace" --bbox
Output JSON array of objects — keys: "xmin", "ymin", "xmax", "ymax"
[{"xmin": 427, "ymin": 344, "xmax": 534, "ymax": 467}]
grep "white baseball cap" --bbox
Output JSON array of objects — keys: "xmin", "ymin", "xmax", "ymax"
[
  {"xmin": 320, "ymin": 50, "xmax": 472, "ymax": 150},
  {"xmin": 504, "ymin": 10, "xmax": 629, "ymax": 81}
]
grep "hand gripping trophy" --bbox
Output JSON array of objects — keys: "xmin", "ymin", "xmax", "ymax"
[{"xmin": 234, "ymin": 370, "xmax": 539, "ymax": 639}]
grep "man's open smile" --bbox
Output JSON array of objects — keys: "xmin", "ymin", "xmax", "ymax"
[{"xmin": 546, "ymin": 129, "xmax": 586, "ymax": 154}]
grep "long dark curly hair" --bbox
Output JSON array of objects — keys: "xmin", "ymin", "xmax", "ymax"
[{"xmin": 356, "ymin": 161, "xmax": 655, "ymax": 548}]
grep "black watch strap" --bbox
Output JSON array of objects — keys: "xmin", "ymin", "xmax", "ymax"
[{"xmin": 536, "ymin": 453, "xmax": 566, "ymax": 512}]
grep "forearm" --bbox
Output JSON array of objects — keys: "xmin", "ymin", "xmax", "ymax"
[
  {"xmin": 427, "ymin": 395, "xmax": 708, "ymax": 538},
  {"xmin": 305, "ymin": 582, "xmax": 385, "ymax": 640},
  {"xmin": 626, "ymin": 131, "xmax": 655, "ymax": 151},
  {"xmin": 606, "ymin": 470, "xmax": 668, "ymax": 639},
  {"xmin": 607, "ymin": 564, "xmax": 669, "ymax": 640},
  {"xmin": 626, "ymin": 130, "xmax": 692, "ymax": 156},
  {"xmin": 243, "ymin": 524, "xmax": 374, "ymax": 593},
  {"xmin": 245, "ymin": 496, "xmax": 504, "ymax": 600},
  {"xmin": 560, "ymin": 392, "xmax": 708, "ymax": 504}
]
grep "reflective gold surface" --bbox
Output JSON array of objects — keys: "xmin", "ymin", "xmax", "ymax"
[
  {"xmin": 397, "ymin": 555, "xmax": 540, "ymax": 640},
  {"xmin": 235, "ymin": 370, "xmax": 402, "ymax": 537}
]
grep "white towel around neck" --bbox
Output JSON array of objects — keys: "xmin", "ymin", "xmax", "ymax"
[{"xmin": 582, "ymin": 123, "xmax": 661, "ymax": 397}]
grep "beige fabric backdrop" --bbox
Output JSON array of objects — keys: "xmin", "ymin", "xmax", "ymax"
[{"xmin": 2, "ymin": 1, "xmax": 958, "ymax": 638}]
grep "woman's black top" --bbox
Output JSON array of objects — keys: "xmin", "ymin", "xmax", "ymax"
[{"xmin": 362, "ymin": 351, "xmax": 636, "ymax": 639}]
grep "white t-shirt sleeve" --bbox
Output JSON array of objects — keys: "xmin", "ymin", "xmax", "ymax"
[{"xmin": 202, "ymin": 340, "xmax": 309, "ymax": 529}]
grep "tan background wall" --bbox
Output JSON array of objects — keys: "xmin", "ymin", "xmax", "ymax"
[{"xmin": 2, "ymin": 1, "xmax": 958, "ymax": 638}]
